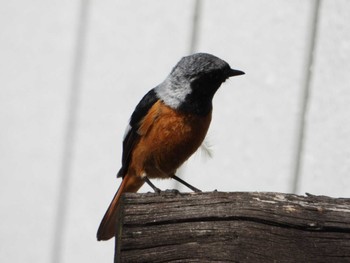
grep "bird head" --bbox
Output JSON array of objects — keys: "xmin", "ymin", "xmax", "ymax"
[{"xmin": 156, "ymin": 53, "xmax": 244, "ymax": 114}]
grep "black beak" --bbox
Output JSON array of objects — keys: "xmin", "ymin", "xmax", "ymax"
[{"xmin": 228, "ymin": 68, "xmax": 245, "ymax": 77}]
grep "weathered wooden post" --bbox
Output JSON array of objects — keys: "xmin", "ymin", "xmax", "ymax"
[{"xmin": 114, "ymin": 191, "xmax": 350, "ymax": 263}]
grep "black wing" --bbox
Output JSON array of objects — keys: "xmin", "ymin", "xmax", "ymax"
[{"xmin": 117, "ymin": 88, "xmax": 159, "ymax": 178}]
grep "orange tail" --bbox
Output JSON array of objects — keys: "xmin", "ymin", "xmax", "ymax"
[{"xmin": 97, "ymin": 175, "xmax": 144, "ymax": 241}]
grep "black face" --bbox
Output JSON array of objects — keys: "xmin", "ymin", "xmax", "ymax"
[
  {"xmin": 193, "ymin": 70, "xmax": 226, "ymax": 97},
  {"xmin": 179, "ymin": 68, "xmax": 231, "ymax": 116}
]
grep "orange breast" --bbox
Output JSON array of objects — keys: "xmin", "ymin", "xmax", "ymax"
[{"xmin": 129, "ymin": 100, "xmax": 212, "ymax": 179}]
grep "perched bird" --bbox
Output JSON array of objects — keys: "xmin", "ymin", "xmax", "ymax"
[{"xmin": 97, "ymin": 53, "xmax": 244, "ymax": 241}]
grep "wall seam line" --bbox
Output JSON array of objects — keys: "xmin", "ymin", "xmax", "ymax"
[{"xmin": 291, "ymin": 0, "xmax": 322, "ymax": 194}]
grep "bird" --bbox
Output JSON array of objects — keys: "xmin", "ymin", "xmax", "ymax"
[{"xmin": 97, "ymin": 53, "xmax": 244, "ymax": 241}]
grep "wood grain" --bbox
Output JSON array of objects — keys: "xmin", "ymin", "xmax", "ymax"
[{"xmin": 115, "ymin": 191, "xmax": 350, "ymax": 263}]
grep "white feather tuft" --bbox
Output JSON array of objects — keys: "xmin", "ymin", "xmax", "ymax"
[{"xmin": 199, "ymin": 138, "xmax": 213, "ymax": 159}]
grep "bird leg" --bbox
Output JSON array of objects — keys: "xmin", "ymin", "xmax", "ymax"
[
  {"xmin": 143, "ymin": 176, "xmax": 161, "ymax": 194},
  {"xmin": 171, "ymin": 174, "xmax": 202, "ymax": 192}
]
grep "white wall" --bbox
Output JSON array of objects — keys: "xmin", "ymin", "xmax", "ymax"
[{"xmin": 1, "ymin": 0, "xmax": 349, "ymax": 262}]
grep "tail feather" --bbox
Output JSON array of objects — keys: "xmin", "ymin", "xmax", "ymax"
[{"xmin": 97, "ymin": 175, "xmax": 144, "ymax": 241}]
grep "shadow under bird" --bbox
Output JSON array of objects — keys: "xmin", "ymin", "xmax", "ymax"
[{"xmin": 97, "ymin": 53, "xmax": 244, "ymax": 241}]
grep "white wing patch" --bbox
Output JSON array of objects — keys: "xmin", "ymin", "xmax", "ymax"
[{"xmin": 123, "ymin": 123, "xmax": 132, "ymax": 140}]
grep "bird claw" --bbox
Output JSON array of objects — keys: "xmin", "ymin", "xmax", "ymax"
[{"xmin": 164, "ymin": 189, "xmax": 180, "ymax": 194}]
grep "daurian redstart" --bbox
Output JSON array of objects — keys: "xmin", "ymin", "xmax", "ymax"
[{"xmin": 97, "ymin": 53, "xmax": 244, "ymax": 241}]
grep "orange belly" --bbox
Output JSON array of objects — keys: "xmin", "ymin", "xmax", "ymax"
[{"xmin": 128, "ymin": 100, "xmax": 212, "ymax": 179}]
